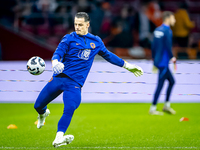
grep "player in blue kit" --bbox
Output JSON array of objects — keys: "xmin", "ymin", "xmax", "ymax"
[
  {"xmin": 34, "ymin": 12, "xmax": 143, "ymax": 147},
  {"xmin": 150, "ymin": 11, "xmax": 177, "ymax": 115}
]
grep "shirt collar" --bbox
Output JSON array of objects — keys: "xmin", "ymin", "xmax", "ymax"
[
  {"xmin": 74, "ymin": 32, "xmax": 89, "ymax": 37},
  {"xmin": 162, "ymin": 23, "xmax": 170, "ymax": 28}
]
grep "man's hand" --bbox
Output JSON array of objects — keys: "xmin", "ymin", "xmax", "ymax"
[
  {"xmin": 123, "ymin": 61, "xmax": 143, "ymax": 77},
  {"xmin": 171, "ymin": 57, "xmax": 176, "ymax": 64},
  {"xmin": 171, "ymin": 57, "xmax": 177, "ymax": 72},
  {"xmin": 52, "ymin": 59, "xmax": 64, "ymax": 74}
]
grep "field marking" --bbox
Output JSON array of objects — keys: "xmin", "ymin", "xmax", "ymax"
[{"xmin": 1, "ymin": 146, "xmax": 200, "ymax": 149}]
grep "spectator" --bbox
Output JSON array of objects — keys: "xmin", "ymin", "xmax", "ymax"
[
  {"xmin": 25, "ymin": 2, "xmax": 47, "ymax": 26},
  {"xmin": 99, "ymin": 2, "xmax": 112, "ymax": 39},
  {"xmin": 134, "ymin": 3, "xmax": 156, "ymax": 49},
  {"xmin": 53, "ymin": 5, "xmax": 73, "ymax": 29},
  {"xmin": 76, "ymin": 0, "xmax": 91, "ymax": 13},
  {"xmin": 0, "ymin": 0, "xmax": 16, "ymax": 26},
  {"xmin": 37, "ymin": 0, "xmax": 58, "ymax": 13},
  {"xmin": 24, "ymin": 0, "xmax": 57, "ymax": 35},
  {"xmin": 13, "ymin": 0, "xmax": 33, "ymax": 29},
  {"xmin": 104, "ymin": 6, "xmax": 134, "ymax": 48},
  {"xmin": 172, "ymin": 3, "xmax": 195, "ymax": 48},
  {"xmin": 90, "ymin": 1, "xmax": 104, "ymax": 36},
  {"xmin": 146, "ymin": 0, "xmax": 162, "ymax": 27}
]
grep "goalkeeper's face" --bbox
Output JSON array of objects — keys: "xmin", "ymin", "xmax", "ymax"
[
  {"xmin": 74, "ymin": 17, "xmax": 90, "ymax": 35},
  {"xmin": 169, "ymin": 15, "xmax": 176, "ymax": 26}
]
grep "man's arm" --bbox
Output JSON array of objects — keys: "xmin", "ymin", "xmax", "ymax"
[
  {"xmin": 98, "ymin": 48, "xmax": 125, "ymax": 67},
  {"xmin": 151, "ymin": 38, "xmax": 156, "ymax": 60},
  {"xmin": 164, "ymin": 30, "xmax": 177, "ymax": 65},
  {"xmin": 182, "ymin": 10, "xmax": 195, "ymax": 29},
  {"xmin": 52, "ymin": 35, "xmax": 69, "ymax": 61},
  {"xmin": 51, "ymin": 35, "xmax": 69, "ymax": 74},
  {"xmin": 164, "ymin": 30, "xmax": 173, "ymax": 59},
  {"xmin": 98, "ymin": 40, "xmax": 143, "ymax": 77}
]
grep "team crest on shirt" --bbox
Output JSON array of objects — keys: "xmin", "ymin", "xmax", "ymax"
[
  {"xmin": 154, "ymin": 31, "xmax": 164, "ymax": 38},
  {"xmin": 78, "ymin": 49, "xmax": 91, "ymax": 60},
  {"xmin": 90, "ymin": 43, "xmax": 96, "ymax": 49}
]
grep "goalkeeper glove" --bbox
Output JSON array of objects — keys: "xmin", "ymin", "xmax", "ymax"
[
  {"xmin": 123, "ymin": 61, "xmax": 143, "ymax": 77},
  {"xmin": 52, "ymin": 59, "xmax": 64, "ymax": 74},
  {"xmin": 152, "ymin": 65, "xmax": 158, "ymax": 74}
]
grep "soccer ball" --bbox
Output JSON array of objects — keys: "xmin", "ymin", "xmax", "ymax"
[{"xmin": 27, "ymin": 56, "xmax": 45, "ymax": 75}]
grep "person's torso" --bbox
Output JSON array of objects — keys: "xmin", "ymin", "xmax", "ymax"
[
  {"xmin": 173, "ymin": 9, "xmax": 191, "ymax": 37},
  {"xmin": 152, "ymin": 24, "xmax": 172, "ymax": 67},
  {"xmin": 57, "ymin": 32, "xmax": 103, "ymax": 86}
]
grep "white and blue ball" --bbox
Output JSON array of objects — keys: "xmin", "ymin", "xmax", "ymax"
[{"xmin": 27, "ymin": 56, "xmax": 45, "ymax": 75}]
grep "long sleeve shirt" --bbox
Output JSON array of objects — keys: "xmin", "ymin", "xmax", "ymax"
[
  {"xmin": 151, "ymin": 24, "xmax": 173, "ymax": 68},
  {"xmin": 52, "ymin": 32, "xmax": 125, "ymax": 86},
  {"xmin": 172, "ymin": 9, "xmax": 195, "ymax": 37}
]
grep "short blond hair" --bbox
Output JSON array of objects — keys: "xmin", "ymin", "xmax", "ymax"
[{"xmin": 162, "ymin": 11, "xmax": 174, "ymax": 21}]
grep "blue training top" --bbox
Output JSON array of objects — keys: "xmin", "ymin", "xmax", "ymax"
[
  {"xmin": 52, "ymin": 31, "xmax": 125, "ymax": 86},
  {"xmin": 151, "ymin": 24, "xmax": 173, "ymax": 68}
]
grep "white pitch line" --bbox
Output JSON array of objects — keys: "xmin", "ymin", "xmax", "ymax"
[
  {"xmin": 0, "ymin": 147, "xmax": 200, "ymax": 149},
  {"xmin": 70, "ymin": 147, "xmax": 200, "ymax": 149}
]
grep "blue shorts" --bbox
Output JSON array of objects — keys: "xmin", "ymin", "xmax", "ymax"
[{"xmin": 34, "ymin": 74, "xmax": 81, "ymax": 114}]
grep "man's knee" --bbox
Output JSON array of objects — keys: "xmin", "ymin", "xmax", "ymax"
[
  {"xmin": 170, "ymin": 79, "xmax": 175, "ymax": 86},
  {"xmin": 63, "ymin": 103, "xmax": 77, "ymax": 116},
  {"xmin": 34, "ymin": 101, "xmax": 46, "ymax": 114},
  {"xmin": 34, "ymin": 102, "xmax": 41, "ymax": 111}
]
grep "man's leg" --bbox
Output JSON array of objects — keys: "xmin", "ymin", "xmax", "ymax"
[
  {"xmin": 53, "ymin": 84, "xmax": 81, "ymax": 147},
  {"xmin": 58, "ymin": 88, "xmax": 81, "ymax": 133},
  {"xmin": 150, "ymin": 67, "xmax": 167, "ymax": 115},
  {"xmin": 166, "ymin": 68, "xmax": 175, "ymax": 102},
  {"xmin": 163, "ymin": 68, "xmax": 176, "ymax": 114},
  {"xmin": 34, "ymin": 77, "xmax": 62, "ymax": 128},
  {"xmin": 34, "ymin": 77, "xmax": 62, "ymax": 114}
]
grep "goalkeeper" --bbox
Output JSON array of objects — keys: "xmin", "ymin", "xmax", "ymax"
[
  {"xmin": 150, "ymin": 11, "xmax": 176, "ymax": 115},
  {"xmin": 34, "ymin": 12, "xmax": 143, "ymax": 148}
]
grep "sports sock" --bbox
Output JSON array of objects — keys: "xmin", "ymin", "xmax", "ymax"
[
  {"xmin": 164, "ymin": 102, "xmax": 170, "ymax": 108},
  {"xmin": 56, "ymin": 131, "xmax": 64, "ymax": 139},
  {"xmin": 150, "ymin": 105, "xmax": 157, "ymax": 111}
]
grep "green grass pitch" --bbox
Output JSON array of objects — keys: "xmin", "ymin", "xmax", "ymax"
[{"xmin": 0, "ymin": 103, "xmax": 200, "ymax": 150}]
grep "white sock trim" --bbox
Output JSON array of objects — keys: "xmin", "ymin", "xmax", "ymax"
[
  {"xmin": 150, "ymin": 105, "xmax": 157, "ymax": 111},
  {"xmin": 56, "ymin": 131, "xmax": 64, "ymax": 138},
  {"xmin": 165, "ymin": 102, "xmax": 170, "ymax": 108}
]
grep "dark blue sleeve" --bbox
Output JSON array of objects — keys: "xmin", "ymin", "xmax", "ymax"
[
  {"xmin": 98, "ymin": 39, "xmax": 124, "ymax": 67},
  {"xmin": 151, "ymin": 38, "xmax": 156, "ymax": 59},
  {"xmin": 164, "ymin": 30, "xmax": 173, "ymax": 59},
  {"xmin": 151, "ymin": 28, "xmax": 165, "ymax": 66},
  {"xmin": 51, "ymin": 35, "xmax": 69, "ymax": 61},
  {"xmin": 98, "ymin": 44, "xmax": 124, "ymax": 67}
]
